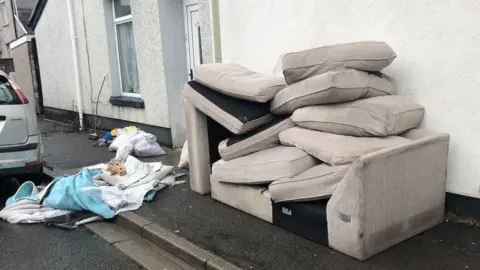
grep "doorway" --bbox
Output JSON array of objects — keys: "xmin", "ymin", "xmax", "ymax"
[{"xmin": 184, "ymin": 0, "xmax": 201, "ymax": 80}]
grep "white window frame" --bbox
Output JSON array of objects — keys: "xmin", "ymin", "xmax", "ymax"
[
  {"xmin": 1, "ymin": 0, "xmax": 8, "ymax": 27},
  {"xmin": 112, "ymin": 0, "xmax": 140, "ymax": 97}
]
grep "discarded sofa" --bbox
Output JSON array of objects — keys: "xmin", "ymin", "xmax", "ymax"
[{"xmin": 183, "ymin": 41, "xmax": 450, "ymax": 260}]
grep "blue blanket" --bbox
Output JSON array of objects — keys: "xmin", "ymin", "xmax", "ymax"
[{"xmin": 44, "ymin": 168, "xmax": 116, "ymax": 219}]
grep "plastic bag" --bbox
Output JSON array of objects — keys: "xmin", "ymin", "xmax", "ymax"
[
  {"xmin": 178, "ymin": 141, "xmax": 189, "ymax": 168},
  {"xmin": 115, "ymin": 142, "xmax": 134, "ymax": 162},
  {"xmin": 133, "ymin": 137, "xmax": 166, "ymax": 157},
  {"xmin": 129, "ymin": 132, "xmax": 153, "ymax": 146},
  {"xmin": 109, "ymin": 129, "xmax": 138, "ymax": 151}
]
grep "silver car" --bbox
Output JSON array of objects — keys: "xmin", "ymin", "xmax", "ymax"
[{"xmin": 0, "ymin": 71, "xmax": 43, "ymax": 183}]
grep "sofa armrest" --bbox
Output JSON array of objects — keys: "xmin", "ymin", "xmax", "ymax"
[{"xmin": 327, "ymin": 133, "xmax": 450, "ymax": 260}]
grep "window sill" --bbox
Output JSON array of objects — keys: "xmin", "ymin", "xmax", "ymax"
[{"xmin": 109, "ymin": 95, "xmax": 145, "ymax": 109}]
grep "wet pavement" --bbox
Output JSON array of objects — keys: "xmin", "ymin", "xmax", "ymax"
[
  {"xmin": 39, "ymin": 119, "xmax": 116, "ymax": 175},
  {"xmin": 135, "ymin": 178, "xmax": 480, "ymax": 270},
  {"xmin": 34, "ymin": 117, "xmax": 480, "ymax": 269},
  {"xmin": 0, "ymin": 175, "xmax": 142, "ymax": 270},
  {"xmin": 0, "ymin": 120, "xmax": 144, "ymax": 270},
  {"xmin": 0, "ymin": 222, "xmax": 142, "ymax": 270}
]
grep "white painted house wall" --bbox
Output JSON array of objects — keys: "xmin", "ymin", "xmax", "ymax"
[
  {"xmin": 35, "ymin": 0, "xmax": 170, "ymax": 128},
  {"xmin": 219, "ymin": 0, "xmax": 480, "ymax": 198}
]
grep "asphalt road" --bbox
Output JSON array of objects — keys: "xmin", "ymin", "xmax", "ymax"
[{"xmin": 0, "ymin": 176, "xmax": 143, "ymax": 270}]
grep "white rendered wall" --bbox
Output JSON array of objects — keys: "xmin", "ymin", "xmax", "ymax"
[
  {"xmin": 219, "ymin": 0, "xmax": 480, "ymax": 198},
  {"xmin": 35, "ymin": 0, "xmax": 170, "ymax": 128}
]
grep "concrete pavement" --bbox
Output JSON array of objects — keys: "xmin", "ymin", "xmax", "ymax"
[
  {"xmin": 134, "ymin": 178, "xmax": 480, "ymax": 270},
  {"xmin": 38, "ymin": 117, "xmax": 480, "ymax": 269},
  {"xmin": 40, "ymin": 118, "xmax": 116, "ymax": 176}
]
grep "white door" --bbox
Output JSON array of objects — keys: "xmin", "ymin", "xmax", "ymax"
[{"xmin": 184, "ymin": 0, "xmax": 201, "ymax": 80}]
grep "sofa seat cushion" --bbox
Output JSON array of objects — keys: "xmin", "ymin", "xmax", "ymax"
[
  {"xmin": 279, "ymin": 127, "xmax": 410, "ymax": 165},
  {"xmin": 282, "ymin": 41, "xmax": 396, "ymax": 84},
  {"xmin": 270, "ymin": 69, "xmax": 394, "ymax": 115},
  {"xmin": 212, "ymin": 146, "xmax": 319, "ymax": 184},
  {"xmin": 269, "ymin": 164, "xmax": 350, "ymax": 203},
  {"xmin": 184, "ymin": 81, "xmax": 273, "ymax": 134},
  {"xmin": 218, "ymin": 117, "xmax": 295, "ymax": 161},
  {"xmin": 211, "ymin": 176, "xmax": 273, "ymax": 223},
  {"xmin": 292, "ymin": 96, "xmax": 425, "ymax": 137},
  {"xmin": 193, "ymin": 63, "xmax": 286, "ymax": 102}
]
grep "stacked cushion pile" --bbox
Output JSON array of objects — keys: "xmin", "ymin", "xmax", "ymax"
[{"xmin": 185, "ymin": 40, "xmax": 425, "ymax": 204}]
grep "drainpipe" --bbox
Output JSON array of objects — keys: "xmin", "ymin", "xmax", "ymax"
[
  {"xmin": 10, "ymin": 0, "xmax": 18, "ymax": 38},
  {"xmin": 210, "ymin": 0, "xmax": 222, "ymax": 63},
  {"xmin": 66, "ymin": 0, "xmax": 84, "ymax": 131}
]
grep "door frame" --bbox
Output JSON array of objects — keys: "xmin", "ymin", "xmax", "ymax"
[{"xmin": 183, "ymin": 0, "xmax": 200, "ymax": 80}]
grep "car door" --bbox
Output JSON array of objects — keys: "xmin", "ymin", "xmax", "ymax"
[{"xmin": 0, "ymin": 77, "xmax": 29, "ymax": 146}]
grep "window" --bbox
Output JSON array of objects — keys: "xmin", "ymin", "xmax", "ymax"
[
  {"xmin": 113, "ymin": 0, "xmax": 140, "ymax": 95},
  {"xmin": 0, "ymin": 0, "xmax": 8, "ymax": 27},
  {"xmin": 0, "ymin": 79, "xmax": 21, "ymax": 105}
]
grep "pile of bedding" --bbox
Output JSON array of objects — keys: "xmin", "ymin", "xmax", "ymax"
[
  {"xmin": 0, "ymin": 156, "xmax": 183, "ymax": 226},
  {"xmin": 185, "ymin": 41, "xmax": 425, "ymax": 204}
]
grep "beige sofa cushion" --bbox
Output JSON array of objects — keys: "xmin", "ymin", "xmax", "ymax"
[
  {"xmin": 292, "ymin": 96, "xmax": 425, "ymax": 137},
  {"xmin": 212, "ymin": 146, "xmax": 319, "ymax": 184},
  {"xmin": 282, "ymin": 41, "xmax": 397, "ymax": 84},
  {"xmin": 211, "ymin": 176, "xmax": 273, "ymax": 223},
  {"xmin": 279, "ymin": 127, "xmax": 409, "ymax": 165},
  {"xmin": 269, "ymin": 164, "xmax": 350, "ymax": 203},
  {"xmin": 193, "ymin": 63, "xmax": 286, "ymax": 102},
  {"xmin": 218, "ymin": 117, "xmax": 295, "ymax": 161},
  {"xmin": 271, "ymin": 69, "xmax": 394, "ymax": 115},
  {"xmin": 184, "ymin": 81, "xmax": 273, "ymax": 134}
]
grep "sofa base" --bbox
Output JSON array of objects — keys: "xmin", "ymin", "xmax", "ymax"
[
  {"xmin": 211, "ymin": 177, "xmax": 330, "ymax": 246},
  {"xmin": 210, "ymin": 177, "xmax": 446, "ymax": 261},
  {"xmin": 211, "ymin": 177, "xmax": 273, "ymax": 223},
  {"xmin": 273, "ymin": 199, "xmax": 329, "ymax": 246}
]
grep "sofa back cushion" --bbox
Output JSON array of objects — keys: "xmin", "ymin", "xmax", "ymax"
[
  {"xmin": 279, "ymin": 127, "xmax": 410, "ymax": 165},
  {"xmin": 282, "ymin": 41, "xmax": 396, "ymax": 84},
  {"xmin": 269, "ymin": 164, "xmax": 350, "ymax": 203},
  {"xmin": 292, "ymin": 96, "xmax": 425, "ymax": 137},
  {"xmin": 184, "ymin": 81, "xmax": 273, "ymax": 134},
  {"xmin": 212, "ymin": 146, "xmax": 319, "ymax": 184},
  {"xmin": 270, "ymin": 69, "xmax": 394, "ymax": 115},
  {"xmin": 194, "ymin": 63, "xmax": 286, "ymax": 103},
  {"xmin": 218, "ymin": 117, "xmax": 295, "ymax": 161}
]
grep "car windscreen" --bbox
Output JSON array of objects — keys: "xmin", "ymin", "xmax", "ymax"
[{"xmin": 0, "ymin": 77, "xmax": 21, "ymax": 105}]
